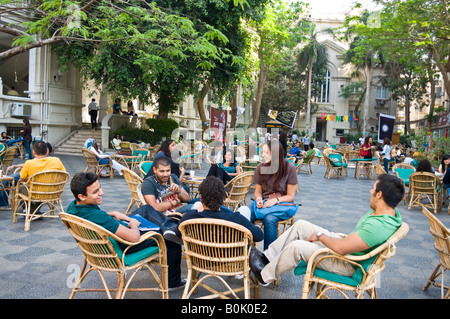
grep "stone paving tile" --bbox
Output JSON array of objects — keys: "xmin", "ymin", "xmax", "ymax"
[{"xmin": 0, "ymin": 154, "xmax": 449, "ymax": 300}]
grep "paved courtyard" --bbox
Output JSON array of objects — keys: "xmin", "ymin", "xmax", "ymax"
[{"xmin": 0, "ymin": 154, "xmax": 448, "ymax": 300}]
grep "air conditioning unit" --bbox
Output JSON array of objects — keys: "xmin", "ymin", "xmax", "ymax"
[
  {"xmin": 180, "ymin": 119, "xmax": 190, "ymax": 127},
  {"xmin": 11, "ymin": 103, "xmax": 32, "ymax": 117}
]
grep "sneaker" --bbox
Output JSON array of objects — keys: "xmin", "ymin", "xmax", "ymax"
[
  {"xmin": 163, "ymin": 230, "xmax": 183, "ymax": 245},
  {"xmin": 169, "ymin": 279, "xmax": 186, "ymax": 291}
]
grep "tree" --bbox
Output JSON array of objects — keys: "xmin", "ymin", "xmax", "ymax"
[
  {"xmin": 342, "ymin": 11, "xmax": 383, "ymax": 135},
  {"xmin": 248, "ymin": 0, "xmax": 308, "ymax": 128},
  {"xmin": 297, "ymin": 23, "xmax": 331, "ymax": 133},
  {"xmin": 1, "ymin": 0, "xmax": 231, "ymax": 117}
]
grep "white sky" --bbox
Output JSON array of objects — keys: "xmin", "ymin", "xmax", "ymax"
[{"xmin": 305, "ymin": 0, "xmax": 380, "ymax": 17}]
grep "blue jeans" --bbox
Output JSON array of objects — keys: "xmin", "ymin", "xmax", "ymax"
[
  {"xmin": 383, "ymin": 158, "xmax": 393, "ymax": 173},
  {"xmin": 24, "ymin": 140, "xmax": 33, "ymax": 159},
  {"xmin": 0, "ymin": 173, "xmax": 20, "ymax": 207},
  {"xmin": 250, "ymin": 204, "xmax": 282, "ymax": 250}
]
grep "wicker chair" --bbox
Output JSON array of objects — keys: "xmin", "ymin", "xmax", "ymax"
[
  {"xmin": 240, "ymin": 159, "xmax": 258, "ymax": 172},
  {"xmin": 373, "ymin": 164, "xmax": 387, "ymax": 175},
  {"xmin": 59, "ymin": 212, "xmax": 168, "ymax": 299},
  {"xmin": 13, "ymin": 170, "xmax": 69, "ymax": 231},
  {"xmin": 323, "ymin": 155, "xmax": 345, "ymax": 179},
  {"xmin": 138, "ymin": 161, "xmax": 153, "ymax": 178},
  {"xmin": 179, "ymin": 218, "xmax": 259, "ymax": 299},
  {"xmin": 81, "ymin": 148, "xmax": 114, "ymax": 179},
  {"xmin": 408, "ymin": 172, "xmax": 443, "ymax": 214},
  {"xmin": 223, "ymin": 171, "xmax": 254, "ymax": 212},
  {"xmin": 121, "ymin": 168, "xmax": 143, "ymax": 215},
  {"xmin": 297, "ymin": 222, "xmax": 409, "ymax": 299},
  {"xmin": 297, "ymin": 153, "xmax": 315, "ymax": 174},
  {"xmin": 392, "ymin": 163, "xmax": 415, "ymax": 204},
  {"xmin": 0, "ymin": 146, "xmax": 18, "ymax": 174},
  {"xmin": 422, "ymin": 207, "xmax": 450, "ymax": 299}
]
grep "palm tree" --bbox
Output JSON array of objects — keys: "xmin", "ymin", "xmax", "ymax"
[{"xmin": 297, "ymin": 24, "xmax": 330, "ymax": 133}]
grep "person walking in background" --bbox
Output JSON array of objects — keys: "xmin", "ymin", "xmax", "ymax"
[
  {"xmin": 302, "ymin": 134, "xmax": 310, "ymax": 152},
  {"xmin": 21, "ymin": 119, "xmax": 32, "ymax": 159},
  {"xmin": 88, "ymin": 98, "xmax": 99, "ymax": 130}
]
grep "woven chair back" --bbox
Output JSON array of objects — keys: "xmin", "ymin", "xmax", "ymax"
[
  {"xmin": 422, "ymin": 207, "xmax": 450, "ymax": 270},
  {"xmin": 28, "ymin": 170, "xmax": 69, "ymax": 201},
  {"xmin": 179, "ymin": 218, "xmax": 253, "ymax": 277},
  {"xmin": 224, "ymin": 172, "xmax": 253, "ymax": 211}
]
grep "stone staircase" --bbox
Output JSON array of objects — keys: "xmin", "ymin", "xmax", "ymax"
[{"xmin": 53, "ymin": 124, "xmax": 103, "ymax": 156}]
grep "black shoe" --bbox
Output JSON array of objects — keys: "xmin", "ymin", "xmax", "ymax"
[
  {"xmin": 249, "ymin": 247, "xmax": 268, "ymax": 285},
  {"xmin": 169, "ymin": 279, "xmax": 186, "ymax": 291},
  {"xmin": 163, "ymin": 229, "xmax": 183, "ymax": 245}
]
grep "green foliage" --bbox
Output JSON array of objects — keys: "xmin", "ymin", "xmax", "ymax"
[
  {"xmin": 145, "ymin": 118, "xmax": 179, "ymax": 141},
  {"xmin": 113, "ymin": 127, "xmax": 158, "ymax": 145}
]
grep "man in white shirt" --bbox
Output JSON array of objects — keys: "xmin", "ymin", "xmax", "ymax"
[{"xmin": 88, "ymin": 98, "xmax": 99, "ymax": 130}]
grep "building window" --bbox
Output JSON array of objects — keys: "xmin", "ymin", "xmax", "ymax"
[
  {"xmin": 317, "ymin": 69, "xmax": 330, "ymax": 103},
  {"xmin": 376, "ymin": 87, "xmax": 387, "ymax": 99}
]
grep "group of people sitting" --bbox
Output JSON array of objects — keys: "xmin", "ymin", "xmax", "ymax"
[{"xmin": 67, "ymin": 136, "xmax": 406, "ymax": 292}]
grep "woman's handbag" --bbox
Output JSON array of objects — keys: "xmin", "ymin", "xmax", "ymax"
[
  {"xmin": 360, "ymin": 148, "xmax": 368, "ymax": 157},
  {"xmin": 253, "ymin": 199, "xmax": 299, "ymax": 220}
]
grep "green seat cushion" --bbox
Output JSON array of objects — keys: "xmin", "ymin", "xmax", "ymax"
[
  {"xmin": 141, "ymin": 162, "xmax": 153, "ymax": 174},
  {"xmin": 395, "ymin": 168, "xmax": 414, "ymax": 186},
  {"xmin": 109, "ymin": 238, "xmax": 159, "ymax": 267},
  {"xmin": 328, "ymin": 154, "xmax": 347, "ymax": 168},
  {"xmin": 294, "ymin": 255, "xmax": 377, "ymax": 287}
]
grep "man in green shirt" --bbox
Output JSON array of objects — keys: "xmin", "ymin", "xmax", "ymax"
[
  {"xmin": 67, "ymin": 172, "xmax": 185, "ymax": 290},
  {"xmin": 249, "ymin": 173, "xmax": 404, "ymax": 285}
]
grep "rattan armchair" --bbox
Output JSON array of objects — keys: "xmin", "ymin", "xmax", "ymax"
[
  {"xmin": 13, "ymin": 170, "xmax": 69, "ymax": 231},
  {"xmin": 59, "ymin": 212, "xmax": 168, "ymax": 299},
  {"xmin": 0, "ymin": 146, "xmax": 18, "ymax": 174},
  {"xmin": 297, "ymin": 222, "xmax": 409, "ymax": 299},
  {"xmin": 81, "ymin": 148, "xmax": 114, "ymax": 179},
  {"xmin": 323, "ymin": 155, "xmax": 345, "ymax": 179},
  {"xmin": 223, "ymin": 171, "xmax": 254, "ymax": 212},
  {"xmin": 408, "ymin": 172, "xmax": 443, "ymax": 214},
  {"xmin": 121, "ymin": 168, "xmax": 143, "ymax": 215},
  {"xmin": 422, "ymin": 206, "xmax": 450, "ymax": 299},
  {"xmin": 179, "ymin": 218, "xmax": 259, "ymax": 299},
  {"xmin": 138, "ymin": 160, "xmax": 153, "ymax": 178},
  {"xmin": 392, "ymin": 163, "xmax": 415, "ymax": 204},
  {"xmin": 297, "ymin": 153, "xmax": 315, "ymax": 174},
  {"xmin": 373, "ymin": 163, "xmax": 387, "ymax": 175}
]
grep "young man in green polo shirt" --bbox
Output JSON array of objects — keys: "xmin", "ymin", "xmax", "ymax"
[
  {"xmin": 249, "ymin": 173, "xmax": 404, "ymax": 285},
  {"xmin": 67, "ymin": 172, "xmax": 185, "ymax": 290}
]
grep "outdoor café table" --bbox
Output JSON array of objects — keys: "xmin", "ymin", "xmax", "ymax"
[
  {"xmin": 113, "ymin": 154, "xmax": 141, "ymax": 171},
  {"xmin": 0, "ymin": 175, "xmax": 15, "ymax": 212},
  {"xmin": 351, "ymin": 158, "xmax": 377, "ymax": 180},
  {"xmin": 182, "ymin": 176, "xmax": 205, "ymax": 198}
]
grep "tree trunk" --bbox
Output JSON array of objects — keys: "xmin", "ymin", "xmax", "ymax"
[
  {"xmin": 229, "ymin": 86, "xmax": 238, "ymax": 129},
  {"xmin": 363, "ymin": 64, "xmax": 371, "ymax": 135},
  {"xmin": 354, "ymin": 86, "xmax": 366, "ymax": 134},
  {"xmin": 305, "ymin": 60, "xmax": 313, "ymax": 133},
  {"xmin": 403, "ymin": 89, "xmax": 411, "ymax": 135},
  {"xmin": 251, "ymin": 64, "xmax": 267, "ymax": 128},
  {"xmin": 427, "ymin": 51, "xmax": 436, "ymax": 129},
  {"xmin": 196, "ymin": 79, "xmax": 211, "ymax": 132}
]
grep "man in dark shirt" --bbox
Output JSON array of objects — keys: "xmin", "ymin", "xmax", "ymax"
[{"xmin": 176, "ymin": 176, "xmax": 264, "ymax": 242}]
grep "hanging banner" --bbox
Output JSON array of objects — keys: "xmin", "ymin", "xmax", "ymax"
[
  {"xmin": 268, "ymin": 110, "xmax": 298, "ymax": 128},
  {"xmin": 320, "ymin": 113, "xmax": 358, "ymax": 122},
  {"xmin": 378, "ymin": 113, "xmax": 396, "ymax": 143},
  {"xmin": 210, "ymin": 107, "xmax": 227, "ymax": 141}
]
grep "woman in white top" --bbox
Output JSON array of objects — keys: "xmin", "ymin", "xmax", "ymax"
[
  {"xmin": 380, "ymin": 137, "xmax": 392, "ymax": 173},
  {"xmin": 84, "ymin": 138, "xmax": 127, "ymax": 176}
]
